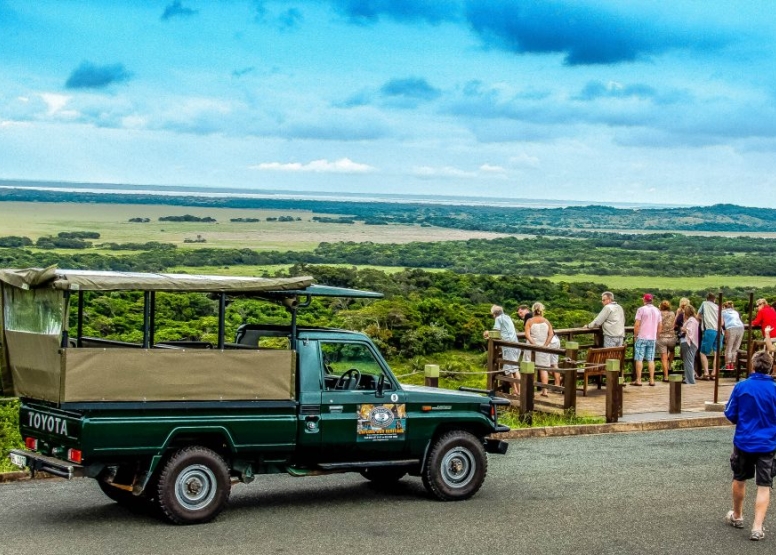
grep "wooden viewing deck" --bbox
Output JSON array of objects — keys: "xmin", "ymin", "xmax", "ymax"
[{"xmin": 561, "ymin": 377, "xmax": 734, "ymax": 418}]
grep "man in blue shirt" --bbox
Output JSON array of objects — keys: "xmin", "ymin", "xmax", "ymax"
[{"xmin": 724, "ymin": 350, "xmax": 776, "ymax": 541}]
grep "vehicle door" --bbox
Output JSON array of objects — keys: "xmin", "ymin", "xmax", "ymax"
[{"xmin": 318, "ymin": 341, "xmax": 407, "ymax": 461}]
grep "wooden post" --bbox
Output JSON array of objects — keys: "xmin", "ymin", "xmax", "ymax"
[
  {"xmin": 562, "ymin": 342, "xmax": 579, "ymax": 412},
  {"xmin": 713, "ymin": 291, "xmax": 723, "ymax": 404},
  {"xmin": 669, "ymin": 374, "xmax": 682, "ymax": 413},
  {"xmin": 605, "ymin": 358, "xmax": 621, "ymax": 423},
  {"xmin": 486, "ymin": 338, "xmax": 496, "ymax": 391},
  {"xmin": 519, "ymin": 361, "xmax": 535, "ymax": 424},
  {"xmin": 424, "ymin": 364, "xmax": 439, "ymax": 388}
]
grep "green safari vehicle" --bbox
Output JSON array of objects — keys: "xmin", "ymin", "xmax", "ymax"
[{"xmin": 1, "ymin": 267, "xmax": 509, "ymax": 524}]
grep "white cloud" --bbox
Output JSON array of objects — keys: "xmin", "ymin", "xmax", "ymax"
[
  {"xmin": 479, "ymin": 163, "xmax": 506, "ymax": 173},
  {"xmin": 40, "ymin": 93, "xmax": 71, "ymax": 115},
  {"xmin": 509, "ymin": 153, "xmax": 541, "ymax": 169},
  {"xmin": 250, "ymin": 157, "xmax": 376, "ymax": 173},
  {"xmin": 413, "ymin": 166, "xmax": 478, "ymax": 179}
]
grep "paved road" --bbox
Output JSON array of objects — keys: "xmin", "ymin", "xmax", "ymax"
[{"xmin": 0, "ymin": 427, "xmax": 763, "ymax": 554}]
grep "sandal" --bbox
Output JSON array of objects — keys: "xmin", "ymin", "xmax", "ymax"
[
  {"xmin": 649, "ymin": 382, "xmax": 656, "ymax": 386},
  {"xmin": 631, "ymin": 382, "xmax": 642, "ymax": 386}
]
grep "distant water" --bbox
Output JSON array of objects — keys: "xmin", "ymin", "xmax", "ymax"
[{"xmin": 0, "ymin": 179, "xmax": 686, "ymax": 210}]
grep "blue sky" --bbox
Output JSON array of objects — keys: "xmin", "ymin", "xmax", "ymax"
[{"xmin": 2, "ymin": 0, "xmax": 776, "ymax": 206}]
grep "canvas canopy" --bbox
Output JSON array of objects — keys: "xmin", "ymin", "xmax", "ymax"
[{"xmin": 0, "ymin": 267, "xmax": 314, "ymax": 293}]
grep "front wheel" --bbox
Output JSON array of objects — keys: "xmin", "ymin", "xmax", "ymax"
[
  {"xmin": 156, "ymin": 446, "xmax": 231, "ymax": 525},
  {"xmin": 422, "ymin": 430, "xmax": 487, "ymax": 501}
]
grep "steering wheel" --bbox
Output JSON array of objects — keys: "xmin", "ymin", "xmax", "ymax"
[{"xmin": 334, "ymin": 368, "xmax": 362, "ymax": 390}]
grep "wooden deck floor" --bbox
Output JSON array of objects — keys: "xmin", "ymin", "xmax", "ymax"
[{"xmin": 530, "ymin": 377, "xmax": 736, "ymax": 417}]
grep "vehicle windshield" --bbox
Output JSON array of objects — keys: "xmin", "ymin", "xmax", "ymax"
[{"xmin": 2, "ymin": 287, "xmax": 63, "ymax": 335}]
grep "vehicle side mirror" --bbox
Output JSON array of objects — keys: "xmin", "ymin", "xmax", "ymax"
[{"xmin": 376, "ymin": 374, "xmax": 385, "ymax": 397}]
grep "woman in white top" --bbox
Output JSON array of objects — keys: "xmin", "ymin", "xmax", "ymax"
[
  {"xmin": 721, "ymin": 301, "xmax": 745, "ymax": 371},
  {"xmin": 524, "ymin": 302, "xmax": 561, "ymax": 397}
]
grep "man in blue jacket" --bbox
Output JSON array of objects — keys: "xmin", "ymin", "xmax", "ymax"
[{"xmin": 724, "ymin": 350, "xmax": 776, "ymax": 541}]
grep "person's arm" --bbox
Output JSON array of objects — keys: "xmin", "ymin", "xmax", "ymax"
[
  {"xmin": 724, "ymin": 388, "xmax": 739, "ymax": 424},
  {"xmin": 588, "ymin": 306, "xmax": 608, "ymax": 328},
  {"xmin": 524, "ymin": 320, "xmax": 535, "ymax": 345},
  {"xmin": 752, "ymin": 309, "xmax": 763, "ymax": 329},
  {"xmin": 544, "ymin": 320, "xmax": 555, "ymax": 347},
  {"xmin": 633, "ymin": 318, "xmax": 641, "ymax": 337}
]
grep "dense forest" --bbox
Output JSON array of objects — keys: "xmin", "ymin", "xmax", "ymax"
[
  {"xmin": 3, "ymin": 187, "xmax": 776, "ymax": 232},
  {"xmin": 40, "ymin": 265, "xmax": 772, "ymax": 363},
  {"xmin": 3, "ymin": 232, "xmax": 776, "ymax": 277}
]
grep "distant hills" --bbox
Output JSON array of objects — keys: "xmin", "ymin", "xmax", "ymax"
[{"xmin": 0, "ymin": 185, "xmax": 774, "ymax": 234}]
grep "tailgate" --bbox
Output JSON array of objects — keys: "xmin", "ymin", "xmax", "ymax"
[{"xmin": 19, "ymin": 400, "xmax": 83, "ymax": 447}]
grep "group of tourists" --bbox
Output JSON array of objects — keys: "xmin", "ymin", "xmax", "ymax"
[{"xmin": 485, "ymin": 293, "xmax": 776, "ymax": 542}]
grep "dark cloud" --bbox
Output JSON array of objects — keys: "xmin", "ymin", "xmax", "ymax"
[
  {"xmin": 380, "ymin": 78, "xmax": 441, "ymax": 101},
  {"xmin": 161, "ymin": 1, "xmax": 198, "ymax": 21},
  {"xmin": 232, "ymin": 67, "xmax": 256, "ymax": 78},
  {"xmin": 574, "ymin": 81, "xmax": 657, "ymax": 101},
  {"xmin": 330, "ymin": 0, "xmax": 458, "ymax": 24},
  {"xmin": 65, "ymin": 62, "xmax": 132, "ymax": 89},
  {"xmin": 464, "ymin": 0, "xmax": 729, "ymax": 65},
  {"xmin": 277, "ymin": 8, "xmax": 303, "ymax": 29},
  {"xmin": 253, "ymin": 2, "xmax": 303, "ymax": 30}
]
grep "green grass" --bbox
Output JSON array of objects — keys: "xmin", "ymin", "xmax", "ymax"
[
  {"xmin": 0, "ymin": 201, "xmax": 505, "ymax": 252},
  {"xmin": 0, "ymin": 398, "xmax": 22, "ymax": 473},
  {"xmin": 548, "ymin": 274, "xmax": 776, "ymax": 290},
  {"xmin": 499, "ymin": 408, "xmax": 605, "ymax": 429}
]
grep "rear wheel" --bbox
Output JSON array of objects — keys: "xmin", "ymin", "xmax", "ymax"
[
  {"xmin": 96, "ymin": 478, "xmax": 150, "ymax": 512},
  {"xmin": 155, "ymin": 446, "xmax": 231, "ymax": 525},
  {"xmin": 422, "ymin": 430, "xmax": 487, "ymax": 501}
]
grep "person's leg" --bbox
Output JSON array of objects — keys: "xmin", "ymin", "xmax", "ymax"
[
  {"xmin": 648, "ymin": 360, "xmax": 655, "ymax": 385},
  {"xmin": 732, "ymin": 479, "xmax": 746, "ymax": 520},
  {"xmin": 681, "ymin": 341, "xmax": 693, "ymax": 383},
  {"xmin": 753, "ymin": 486, "xmax": 770, "ymax": 532},
  {"xmin": 700, "ymin": 352, "xmax": 709, "ymax": 376},
  {"xmin": 661, "ymin": 351, "xmax": 670, "ymax": 380},
  {"xmin": 634, "ymin": 360, "xmax": 643, "ymax": 384},
  {"xmin": 539, "ymin": 370, "xmax": 549, "ymax": 396}
]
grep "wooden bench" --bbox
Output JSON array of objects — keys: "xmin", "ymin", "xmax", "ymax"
[{"xmin": 578, "ymin": 346, "xmax": 625, "ymax": 396}]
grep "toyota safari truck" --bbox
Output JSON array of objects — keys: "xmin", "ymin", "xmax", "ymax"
[{"xmin": 1, "ymin": 267, "xmax": 509, "ymax": 525}]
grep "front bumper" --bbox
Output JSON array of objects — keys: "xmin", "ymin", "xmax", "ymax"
[
  {"xmin": 9, "ymin": 449, "xmax": 85, "ymax": 479},
  {"xmin": 484, "ymin": 439, "xmax": 509, "ymax": 455}
]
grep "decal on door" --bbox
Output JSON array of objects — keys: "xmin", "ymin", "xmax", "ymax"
[{"xmin": 357, "ymin": 404, "xmax": 406, "ymax": 442}]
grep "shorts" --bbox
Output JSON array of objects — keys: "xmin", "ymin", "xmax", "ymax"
[
  {"xmin": 603, "ymin": 335, "xmax": 624, "ymax": 348},
  {"xmin": 656, "ymin": 335, "xmax": 676, "ymax": 355},
  {"xmin": 730, "ymin": 447, "xmax": 776, "ymax": 487},
  {"xmin": 700, "ymin": 329, "xmax": 719, "ymax": 356},
  {"xmin": 634, "ymin": 338, "xmax": 656, "ymax": 362}
]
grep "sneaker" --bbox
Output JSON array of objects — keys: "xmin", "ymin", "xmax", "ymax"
[
  {"xmin": 750, "ymin": 529, "xmax": 765, "ymax": 541},
  {"xmin": 725, "ymin": 511, "xmax": 744, "ymax": 529}
]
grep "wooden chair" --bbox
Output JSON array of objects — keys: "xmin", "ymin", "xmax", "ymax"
[{"xmin": 577, "ymin": 346, "xmax": 626, "ymax": 396}]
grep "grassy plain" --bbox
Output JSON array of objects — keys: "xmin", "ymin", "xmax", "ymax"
[
  {"xmin": 0, "ymin": 201, "xmax": 507, "ymax": 251},
  {"xmin": 547, "ymin": 274, "xmax": 776, "ymax": 290}
]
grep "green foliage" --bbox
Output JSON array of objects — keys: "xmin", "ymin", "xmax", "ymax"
[
  {"xmin": 159, "ymin": 215, "xmax": 216, "ymax": 222},
  {"xmin": 499, "ymin": 408, "xmax": 605, "ymax": 429},
  {"xmin": 0, "ymin": 399, "xmax": 22, "ymax": 473},
  {"xmin": 0, "ymin": 236, "xmax": 32, "ymax": 248}
]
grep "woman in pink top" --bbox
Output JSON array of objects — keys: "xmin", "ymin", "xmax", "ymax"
[{"xmin": 680, "ymin": 305, "xmax": 700, "ymax": 384}]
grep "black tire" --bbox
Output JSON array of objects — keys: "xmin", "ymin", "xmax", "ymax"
[
  {"xmin": 422, "ymin": 430, "xmax": 487, "ymax": 501},
  {"xmin": 360, "ymin": 467, "xmax": 408, "ymax": 485},
  {"xmin": 96, "ymin": 478, "xmax": 151, "ymax": 512},
  {"xmin": 155, "ymin": 446, "xmax": 231, "ymax": 525}
]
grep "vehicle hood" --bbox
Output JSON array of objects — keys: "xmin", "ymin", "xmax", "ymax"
[{"xmin": 400, "ymin": 384, "xmax": 486, "ymax": 403}]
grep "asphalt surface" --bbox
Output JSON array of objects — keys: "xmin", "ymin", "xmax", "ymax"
[{"xmin": 0, "ymin": 427, "xmax": 767, "ymax": 555}]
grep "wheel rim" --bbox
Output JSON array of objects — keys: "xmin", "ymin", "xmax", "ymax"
[
  {"xmin": 175, "ymin": 464, "xmax": 217, "ymax": 511},
  {"xmin": 440, "ymin": 446, "xmax": 476, "ymax": 489}
]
